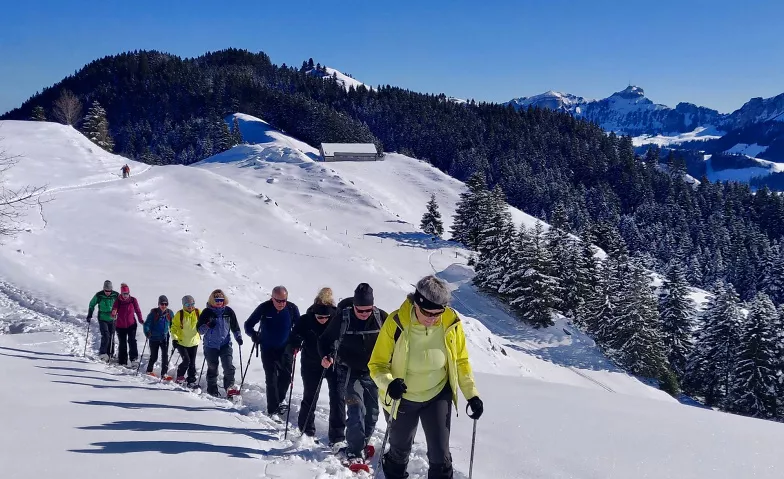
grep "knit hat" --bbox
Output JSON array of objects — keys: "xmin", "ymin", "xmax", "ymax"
[
  {"xmin": 158, "ymin": 295, "xmax": 169, "ymax": 305},
  {"xmin": 182, "ymin": 295, "xmax": 195, "ymax": 306},
  {"xmin": 103, "ymin": 280, "xmax": 113, "ymax": 291},
  {"xmin": 313, "ymin": 303, "xmax": 334, "ymax": 317},
  {"xmin": 353, "ymin": 283, "xmax": 374, "ymax": 307},
  {"xmin": 120, "ymin": 283, "xmax": 130, "ymax": 294}
]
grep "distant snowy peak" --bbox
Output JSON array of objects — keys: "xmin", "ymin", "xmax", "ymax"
[
  {"xmin": 508, "ymin": 85, "xmax": 723, "ymax": 136},
  {"xmin": 307, "ymin": 66, "xmax": 369, "ymax": 92},
  {"xmin": 727, "ymin": 92, "xmax": 784, "ymax": 129}
]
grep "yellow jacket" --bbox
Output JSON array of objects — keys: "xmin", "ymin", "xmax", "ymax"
[
  {"xmin": 170, "ymin": 308, "xmax": 201, "ymax": 347},
  {"xmin": 369, "ymin": 298, "xmax": 479, "ymax": 418}
]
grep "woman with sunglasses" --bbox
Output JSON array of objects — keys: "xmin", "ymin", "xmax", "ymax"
[
  {"xmin": 288, "ymin": 287, "xmax": 343, "ymax": 443},
  {"xmin": 197, "ymin": 289, "xmax": 243, "ymax": 397},
  {"xmin": 110, "ymin": 283, "xmax": 144, "ymax": 366},
  {"xmin": 170, "ymin": 295, "xmax": 201, "ymax": 387},
  {"xmin": 143, "ymin": 295, "xmax": 174, "ymax": 378},
  {"xmin": 369, "ymin": 275, "xmax": 483, "ymax": 479}
]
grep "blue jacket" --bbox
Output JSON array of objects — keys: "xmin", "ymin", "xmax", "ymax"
[
  {"xmin": 143, "ymin": 308, "xmax": 173, "ymax": 341},
  {"xmin": 197, "ymin": 306, "xmax": 241, "ymax": 349},
  {"xmin": 244, "ymin": 300, "xmax": 300, "ymax": 350}
]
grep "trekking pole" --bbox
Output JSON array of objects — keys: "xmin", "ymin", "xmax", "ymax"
[
  {"xmin": 136, "ymin": 338, "xmax": 148, "ymax": 375},
  {"xmin": 303, "ymin": 366, "xmax": 328, "ymax": 437},
  {"xmin": 240, "ymin": 342, "xmax": 255, "ymax": 390},
  {"xmin": 372, "ymin": 398, "xmax": 399, "ymax": 479},
  {"xmin": 83, "ymin": 321, "xmax": 90, "ymax": 357},
  {"xmin": 283, "ymin": 352, "xmax": 298, "ymax": 440},
  {"xmin": 197, "ymin": 354, "xmax": 207, "ymax": 386},
  {"xmin": 467, "ymin": 404, "xmax": 479, "ymax": 479}
]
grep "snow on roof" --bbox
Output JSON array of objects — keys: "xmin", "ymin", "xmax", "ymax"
[{"xmin": 320, "ymin": 143, "xmax": 377, "ymax": 156}]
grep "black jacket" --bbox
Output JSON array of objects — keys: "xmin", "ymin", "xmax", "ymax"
[
  {"xmin": 318, "ymin": 298, "xmax": 388, "ymax": 372},
  {"xmin": 244, "ymin": 300, "xmax": 300, "ymax": 350},
  {"xmin": 289, "ymin": 304, "xmax": 337, "ymax": 369}
]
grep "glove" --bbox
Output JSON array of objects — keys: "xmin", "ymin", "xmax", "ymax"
[
  {"xmin": 253, "ymin": 332, "xmax": 261, "ymax": 344},
  {"xmin": 236, "ymin": 336, "xmax": 244, "ymax": 346},
  {"xmin": 86, "ymin": 316, "xmax": 92, "ymax": 323},
  {"xmin": 138, "ymin": 319, "xmax": 145, "ymax": 325},
  {"xmin": 388, "ymin": 378, "xmax": 407, "ymax": 400},
  {"xmin": 145, "ymin": 332, "xmax": 151, "ymax": 339},
  {"xmin": 292, "ymin": 347, "xmax": 300, "ymax": 356},
  {"xmin": 172, "ymin": 340, "xmax": 179, "ymax": 348},
  {"xmin": 208, "ymin": 318, "xmax": 217, "ymax": 329},
  {"xmin": 467, "ymin": 396, "xmax": 483, "ymax": 420}
]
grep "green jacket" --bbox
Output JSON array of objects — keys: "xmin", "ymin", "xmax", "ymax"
[{"xmin": 88, "ymin": 291, "xmax": 119, "ymax": 322}]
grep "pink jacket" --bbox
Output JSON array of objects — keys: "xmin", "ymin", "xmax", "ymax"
[{"xmin": 112, "ymin": 296, "xmax": 144, "ymax": 328}]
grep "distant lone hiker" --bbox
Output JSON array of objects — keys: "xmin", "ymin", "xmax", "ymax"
[
  {"xmin": 121, "ymin": 164, "xmax": 130, "ymax": 178},
  {"xmin": 86, "ymin": 280, "xmax": 119, "ymax": 361}
]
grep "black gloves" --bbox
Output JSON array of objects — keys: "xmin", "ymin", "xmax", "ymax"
[
  {"xmin": 388, "ymin": 378, "xmax": 407, "ymax": 400},
  {"xmin": 467, "ymin": 396, "xmax": 483, "ymax": 420},
  {"xmin": 207, "ymin": 317, "xmax": 217, "ymax": 328},
  {"xmin": 172, "ymin": 340, "xmax": 179, "ymax": 348},
  {"xmin": 236, "ymin": 336, "xmax": 243, "ymax": 346},
  {"xmin": 86, "ymin": 316, "xmax": 92, "ymax": 323}
]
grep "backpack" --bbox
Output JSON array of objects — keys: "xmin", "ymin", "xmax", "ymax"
[{"xmin": 178, "ymin": 308, "xmax": 200, "ymax": 329}]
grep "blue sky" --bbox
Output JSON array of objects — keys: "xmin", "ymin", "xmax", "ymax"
[{"xmin": 1, "ymin": 0, "xmax": 783, "ymax": 115}]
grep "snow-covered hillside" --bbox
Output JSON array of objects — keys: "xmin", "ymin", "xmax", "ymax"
[
  {"xmin": 308, "ymin": 66, "xmax": 368, "ymax": 92},
  {"xmin": 1, "ymin": 118, "xmax": 783, "ymax": 478}
]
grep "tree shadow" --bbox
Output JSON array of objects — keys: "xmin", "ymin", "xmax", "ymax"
[
  {"xmin": 0, "ymin": 351, "xmax": 87, "ymax": 364},
  {"xmin": 69, "ymin": 440, "xmax": 263, "ymax": 459},
  {"xmin": 78, "ymin": 420, "xmax": 277, "ymax": 442},
  {"xmin": 46, "ymin": 372, "xmax": 120, "ymax": 382},
  {"xmin": 0, "ymin": 345, "xmax": 74, "ymax": 357},
  {"xmin": 73, "ymin": 399, "xmax": 217, "ymax": 413},
  {"xmin": 366, "ymin": 231, "xmax": 450, "ymax": 250}
]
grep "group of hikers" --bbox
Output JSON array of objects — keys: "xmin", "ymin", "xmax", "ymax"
[{"xmin": 85, "ymin": 276, "xmax": 484, "ymax": 478}]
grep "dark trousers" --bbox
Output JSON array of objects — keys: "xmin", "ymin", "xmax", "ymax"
[
  {"xmin": 98, "ymin": 321, "xmax": 115, "ymax": 356},
  {"xmin": 176, "ymin": 345, "xmax": 199, "ymax": 382},
  {"xmin": 383, "ymin": 385, "xmax": 454, "ymax": 479},
  {"xmin": 205, "ymin": 342, "xmax": 235, "ymax": 390},
  {"xmin": 336, "ymin": 365, "xmax": 379, "ymax": 456},
  {"xmin": 115, "ymin": 324, "xmax": 138, "ymax": 365},
  {"xmin": 147, "ymin": 339, "xmax": 169, "ymax": 375},
  {"xmin": 261, "ymin": 346, "xmax": 293, "ymax": 414},
  {"xmin": 298, "ymin": 363, "xmax": 345, "ymax": 444}
]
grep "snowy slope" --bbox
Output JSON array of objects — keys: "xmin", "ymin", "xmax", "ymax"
[
  {"xmin": 633, "ymin": 126, "xmax": 723, "ymax": 148},
  {"xmin": 308, "ymin": 66, "xmax": 368, "ymax": 91},
  {"xmin": 2, "ymin": 118, "xmax": 784, "ymax": 478}
]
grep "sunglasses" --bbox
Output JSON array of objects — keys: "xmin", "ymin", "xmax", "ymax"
[
  {"xmin": 184, "ymin": 302, "xmax": 195, "ymax": 308},
  {"xmin": 272, "ymin": 297, "xmax": 287, "ymax": 304},
  {"xmin": 355, "ymin": 307, "xmax": 373, "ymax": 314},
  {"xmin": 419, "ymin": 307, "xmax": 445, "ymax": 318},
  {"xmin": 103, "ymin": 290, "xmax": 112, "ymax": 294},
  {"xmin": 315, "ymin": 314, "xmax": 330, "ymax": 320},
  {"xmin": 159, "ymin": 303, "xmax": 168, "ymax": 307},
  {"xmin": 214, "ymin": 298, "xmax": 225, "ymax": 303},
  {"xmin": 121, "ymin": 292, "xmax": 130, "ymax": 296}
]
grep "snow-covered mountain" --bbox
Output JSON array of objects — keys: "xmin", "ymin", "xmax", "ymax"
[
  {"xmin": 509, "ymin": 86, "xmax": 723, "ymax": 136},
  {"xmin": 307, "ymin": 66, "xmax": 368, "ymax": 92},
  {"xmin": 2, "ymin": 118, "xmax": 784, "ymax": 478}
]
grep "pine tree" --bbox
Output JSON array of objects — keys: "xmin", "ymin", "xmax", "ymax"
[
  {"xmin": 81, "ymin": 101, "xmax": 114, "ymax": 151},
  {"xmin": 420, "ymin": 193, "xmax": 444, "ymax": 240},
  {"xmin": 728, "ymin": 293, "xmax": 778, "ymax": 419},
  {"xmin": 606, "ymin": 259, "xmax": 668, "ymax": 378},
  {"xmin": 474, "ymin": 186, "xmax": 510, "ymax": 286},
  {"xmin": 30, "ymin": 106, "xmax": 46, "ymax": 121},
  {"xmin": 761, "ymin": 241, "xmax": 784, "ymax": 305},
  {"xmin": 574, "ymin": 233, "xmax": 601, "ymax": 329},
  {"xmin": 684, "ymin": 281, "xmax": 743, "ymax": 408},
  {"xmin": 215, "ymin": 120, "xmax": 233, "ymax": 153},
  {"xmin": 504, "ymin": 222, "xmax": 558, "ymax": 328},
  {"xmin": 658, "ymin": 260, "xmax": 696, "ymax": 377},
  {"xmin": 231, "ymin": 117, "xmax": 243, "ymax": 146},
  {"xmin": 451, "ymin": 172, "xmax": 490, "ymax": 250},
  {"xmin": 546, "ymin": 203, "xmax": 572, "ymax": 315}
]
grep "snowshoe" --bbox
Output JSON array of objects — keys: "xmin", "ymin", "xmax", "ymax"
[
  {"xmin": 341, "ymin": 452, "xmax": 370, "ymax": 474},
  {"xmin": 364, "ymin": 444, "xmax": 375, "ymax": 460},
  {"xmin": 146, "ymin": 372, "xmax": 157, "ymax": 378},
  {"xmin": 330, "ymin": 441, "xmax": 348, "ymax": 455},
  {"xmin": 99, "ymin": 353, "xmax": 109, "ymax": 362},
  {"xmin": 226, "ymin": 385, "xmax": 241, "ymax": 403},
  {"xmin": 206, "ymin": 386, "xmax": 221, "ymax": 397},
  {"xmin": 162, "ymin": 375, "xmax": 173, "ymax": 382},
  {"xmin": 175, "ymin": 376, "xmax": 186, "ymax": 385}
]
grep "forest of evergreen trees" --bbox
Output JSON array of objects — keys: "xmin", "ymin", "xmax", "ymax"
[
  {"xmin": 452, "ymin": 174, "xmax": 784, "ymax": 421},
  {"xmin": 6, "ymin": 48, "xmax": 784, "ymax": 305}
]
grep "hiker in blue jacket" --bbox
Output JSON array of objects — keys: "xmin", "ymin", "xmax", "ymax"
[
  {"xmin": 245, "ymin": 285, "xmax": 301, "ymax": 415},
  {"xmin": 143, "ymin": 295, "xmax": 173, "ymax": 378},
  {"xmin": 197, "ymin": 289, "xmax": 243, "ymax": 397}
]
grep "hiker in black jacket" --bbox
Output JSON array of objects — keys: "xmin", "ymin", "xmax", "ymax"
[
  {"xmin": 318, "ymin": 283, "xmax": 388, "ymax": 464},
  {"xmin": 288, "ymin": 287, "xmax": 343, "ymax": 444}
]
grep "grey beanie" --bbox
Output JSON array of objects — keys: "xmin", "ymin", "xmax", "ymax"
[
  {"xmin": 182, "ymin": 295, "xmax": 195, "ymax": 306},
  {"xmin": 103, "ymin": 280, "xmax": 113, "ymax": 290},
  {"xmin": 158, "ymin": 295, "xmax": 169, "ymax": 305}
]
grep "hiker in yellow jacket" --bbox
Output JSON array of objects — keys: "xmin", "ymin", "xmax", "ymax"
[
  {"xmin": 171, "ymin": 295, "xmax": 202, "ymax": 387},
  {"xmin": 369, "ymin": 275, "xmax": 483, "ymax": 479}
]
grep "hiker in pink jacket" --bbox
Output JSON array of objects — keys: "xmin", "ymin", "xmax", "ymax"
[{"xmin": 111, "ymin": 283, "xmax": 144, "ymax": 366}]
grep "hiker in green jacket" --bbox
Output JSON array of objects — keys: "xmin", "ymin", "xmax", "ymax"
[{"xmin": 87, "ymin": 280, "xmax": 119, "ymax": 361}]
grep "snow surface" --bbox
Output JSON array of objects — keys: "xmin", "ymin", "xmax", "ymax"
[
  {"xmin": 2, "ymin": 118, "xmax": 783, "ymax": 478},
  {"xmin": 308, "ymin": 67, "xmax": 368, "ymax": 92},
  {"xmin": 632, "ymin": 126, "xmax": 724, "ymax": 147},
  {"xmin": 724, "ymin": 142, "xmax": 769, "ymax": 157},
  {"xmin": 705, "ymin": 153, "xmax": 784, "ymax": 183}
]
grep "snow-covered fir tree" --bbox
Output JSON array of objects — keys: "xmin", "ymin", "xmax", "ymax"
[
  {"xmin": 214, "ymin": 120, "xmax": 234, "ymax": 153},
  {"xmin": 451, "ymin": 172, "xmax": 490, "ymax": 250},
  {"xmin": 606, "ymin": 259, "xmax": 668, "ymax": 378},
  {"xmin": 503, "ymin": 221, "xmax": 558, "ymax": 328},
  {"xmin": 728, "ymin": 293, "xmax": 779, "ymax": 419},
  {"xmin": 474, "ymin": 186, "xmax": 511, "ymax": 287},
  {"xmin": 30, "ymin": 106, "xmax": 46, "ymax": 121},
  {"xmin": 573, "ymin": 233, "xmax": 602, "ymax": 330},
  {"xmin": 231, "ymin": 117, "xmax": 243, "ymax": 145},
  {"xmin": 596, "ymin": 238, "xmax": 632, "ymax": 345},
  {"xmin": 684, "ymin": 281, "xmax": 743, "ymax": 408},
  {"xmin": 81, "ymin": 101, "xmax": 114, "ymax": 152},
  {"xmin": 545, "ymin": 203, "xmax": 571, "ymax": 314},
  {"xmin": 761, "ymin": 241, "xmax": 784, "ymax": 305},
  {"xmin": 658, "ymin": 260, "xmax": 696, "ymax": 377},
  {"xmin": 420, "ymin": 193, "xmax": 444, "ymax": 240}
]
